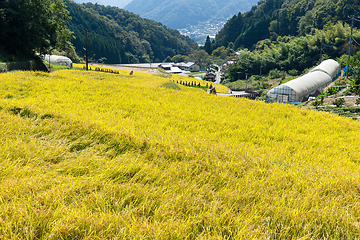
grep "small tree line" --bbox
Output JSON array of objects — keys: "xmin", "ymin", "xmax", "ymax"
[
  {"xmin": 173, "ymin": 80, "xmax": 213, "ymax": 88},
  {"xmin": 82, "ymin": 65, "xmax": 120, "ymax": 74},
  {"xmin": 172, "ymin": 80, "xmax": 216, "ymax": 94}
]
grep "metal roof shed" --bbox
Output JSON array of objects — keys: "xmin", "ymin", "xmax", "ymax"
[
  {"xmin": 167, "ymin": 67, "xmax": 183, "ymax": 74},
  {"xmin": 184, "ymin": 62, "xmax": 195, "ymax": 67}
]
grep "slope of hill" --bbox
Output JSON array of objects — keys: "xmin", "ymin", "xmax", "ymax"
[
  {"xmin": 64, "ymin": 0, "xmax": 197, "ymax": 64},
  {"xmin": 73, "ymin": 0, "xmax": 132, "ymax": 8},
  {"xmin": 215, "ymin": 0, "xmax": 360, "ymax": 50},
  {"xmin": 124, "ymin": 0, "xmax": 259, "ymax": 30},
  {"xmin": 221, "ymin": 22, "xmax": 356, "ymax": 82},
  {"xmin": 1, "ymin": 68, "xmax": 360, "ymax": 238}
]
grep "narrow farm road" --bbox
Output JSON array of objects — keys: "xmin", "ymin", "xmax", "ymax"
[
  {"xmin": 93, "ymin": 64, "xmax": 165, "ymax": 75},
  {"xmin": 215, "ymin": 68, "xmax": 222, "ymax": 84}
]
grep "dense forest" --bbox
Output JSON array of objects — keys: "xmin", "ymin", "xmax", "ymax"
[
  {"xmin": 214, "ymin": 0, "xmax": 360, "ymax": 50},
  {"xmin": 225, "ymin": 22, "xmax": 358, "ymax": 80},
  {"xmin": 65, "ymin": 0, "xmax": 198, "ymax": 64},
  {"xmin": 0, "ymin": 0, "xmax": 73, "ymax": 61}
]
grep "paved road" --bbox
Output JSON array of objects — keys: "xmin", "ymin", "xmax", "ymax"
[
  {"xmin": 217, "ymin": 91, "xmax": 248, "ymax": 97},
  {"xmin": 93, "ymin": 64, "xmax": 163, "ymax": 75},
  {"xmin": 115, "ymin": 63, "xmax": 167, "ymax": 68},
  {"xmin": 215, "ymin": 68, "xmax": 222, "ymax": 84}
]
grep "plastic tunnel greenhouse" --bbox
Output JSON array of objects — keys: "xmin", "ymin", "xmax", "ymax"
[
  {"xmin": 266, "ymin": 59, "xmax": 341, "ymax": 103},
  {"xmin": 42, "ymin": 55, "xmax": 73, "ymax": 68}
]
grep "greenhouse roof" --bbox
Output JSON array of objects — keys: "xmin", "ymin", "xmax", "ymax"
[
  {"xmin": 311, "ymin": 59, "xmax": 341, "ymax": 79},
  {"xmin": 283, "ymin": 71, "xmax": 331, "ymax": 96},
  {"xmin": 43, "ymin": 55, "xmax": 72, "ymax": 63}
]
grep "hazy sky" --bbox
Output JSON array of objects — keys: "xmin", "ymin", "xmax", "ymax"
[{"xmin": 73, "ymin": 0, "xmax": 132, "ymax": 8}]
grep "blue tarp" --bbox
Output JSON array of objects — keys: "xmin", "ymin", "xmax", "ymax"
[{"xmin": 343, "ymin": 66, "xmax": 352, "ymax": 77}]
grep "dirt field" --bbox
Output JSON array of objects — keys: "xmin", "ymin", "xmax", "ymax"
[{"xmin": 304, "ymin": 95, "xmax": 359, "ymax": 108}]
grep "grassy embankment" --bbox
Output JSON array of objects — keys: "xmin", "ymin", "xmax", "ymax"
[{"xmin": 1, "ymin": 68, "xmax": 360, "ymax": 238}]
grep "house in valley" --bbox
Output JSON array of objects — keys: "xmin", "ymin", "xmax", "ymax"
[
  {"xmin": 205, "ymin": 72, "xmax": 216, "ymax": 81},
  {"xmin": 183, "ymin": 62, "xmax": 200, "ymax": 72}
]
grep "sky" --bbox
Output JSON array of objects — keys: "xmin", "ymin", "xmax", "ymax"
[{"xmin": 73, "ymin": 0, "xmax": 132, "ymax": 8}]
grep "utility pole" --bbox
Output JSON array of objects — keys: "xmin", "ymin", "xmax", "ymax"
[
  {"xmin": 260, "ymin": 57, "xmax": 263, "ymax": 76},
  {"xmin": 86, "ymin": 29, "xmax": 89, "ymax": 71},
  {"xmin": 245, "ymin": 73, "xmax": 248, "ymax": 90},
  {"xmin": 347, "ymin": 11, "xmax": 356, "ymax": 77},
  {"xmin": 319, "ymin": 35, "xmax": 323, "ymax": 63},
  {"xmin": 348, "ymin": 13, "xmax": 354, "ymax": 62},
  {"xmin": 48, "ymin": 50, "xmax": 51, "ymax": 70},
  {"xmin": 236, "ymin": 72, "xmax": 241, "ymax": 81}
]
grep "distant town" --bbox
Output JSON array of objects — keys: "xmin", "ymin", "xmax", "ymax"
[{"xmin": 178, "ymin": 20, "xmax": 226, "ymax": 45}]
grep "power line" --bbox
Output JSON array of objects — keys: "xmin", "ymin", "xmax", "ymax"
[
  {"xmin": 322, "ymin": 41, "xmax": 340, "ymax": 48},
  {"xmin": 321, "ymin": 49, "xmax": 330, "ymax": 56},
  {"xmin": 352, "ymin": 36, "xmax": 360, "ymax": 46}
]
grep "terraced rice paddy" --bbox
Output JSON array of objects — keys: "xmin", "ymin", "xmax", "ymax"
[{"xmin": 1, "ymin": 69, "xmax": 360, "ymax": 239}]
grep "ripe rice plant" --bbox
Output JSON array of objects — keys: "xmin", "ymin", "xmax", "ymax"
[
  {"xmin": 1, "ymin": 69, "xmax": 360, "ymax": 239},
  {"xmin": 72, "ymin": 63, "xmax": 230, "ymax": 93}
]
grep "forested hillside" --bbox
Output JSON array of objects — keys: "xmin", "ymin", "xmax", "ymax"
[
  {"xmin": 215, "ymin": 0, "xmax": 360, "ymax": 50},
  {"xmin": 64, "ymin": 0, "xmax": 198, "ymax": 64},
  {"xmin": 224, "ymin": 22, "xmax": 358, "ymax": 82},
  {"xmin": 124, "ymin": 0, "xmax": 258, "ymax": 29},
  {"xmin": 0, "ymin": 0, "xmax": 73, "ymax": 61}
]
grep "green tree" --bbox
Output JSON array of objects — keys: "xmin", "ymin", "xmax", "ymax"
[
  {"xmin": 171, "ymin": 54, "xmax": 187, "ymax": 63},
  {"xmin": 163, "ymin": 56, "xmax": 172, "ymax": 62},
  {"xmin": 333, "ymin": 98, "xmax": 345, "ymax": 108},
  {"xmin": 0, "ymin": 0, "xmax": 74, "ymax": 59},
  {"xmin": 204, "ymin": 36, "xmax": 213, "ymax": 55},
  {"xmin": 349, "ymin": 51, "xmax": 360, "ymax": 95},
  {"xmin": 212, "ymin": 46, "xmax": 226, "ymax": 58},
  {"xmin": 188, "ymin": 50, "xmax": 210, "ymax": 70}
]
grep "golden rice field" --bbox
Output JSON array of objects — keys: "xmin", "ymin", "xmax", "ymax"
[
  {"xmin": 72, "ymin": 63, "xmax": 230, "ymax": 94},
  {"xmin": 1, "ymin": 68, "xmax": 360, "ymax": 239}
]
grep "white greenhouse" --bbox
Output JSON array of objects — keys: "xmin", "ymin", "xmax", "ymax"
[
  {"xmin": 42, "ymin": 54, "xmax": 73, "ymax": 68},
  {"xmin": 266, "ymin": 59, "xmax": 341, "ymax": 103},
  {"xmin": 311, "ymin": 59, "xmax": 341, "ymax": 81}
]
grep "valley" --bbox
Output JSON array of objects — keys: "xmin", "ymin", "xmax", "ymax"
[{"xmin": 178, "ymin": 20, "xmax": 226, "ymax": 45}]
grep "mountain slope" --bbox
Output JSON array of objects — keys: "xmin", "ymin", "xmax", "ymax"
[
  {"xmin": 73, "ymin": 0, "xmax": 132, "ymax": 8},
  {"xmin": 124, "ymin": 0, "xmax": 259, "ymax": 29},
  {"xmin": 64, "ymin": 0, "xmax": 197, "ymax": 64},
  {"xmin": 215, "ymin": 0, "xmax": 360, "ymax": 49}
]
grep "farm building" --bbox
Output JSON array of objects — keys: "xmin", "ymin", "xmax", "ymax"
[
  {"xmin": 42, "ymin": 55, "xmax": 73, "ymax": 68},
  {"xmin": 205, "ymin": 72, "xmax": 216, "ymax": 81},
  {"xmin": 266, "ymin": 59, "xmax": 341, "ymax": 103},
  {"xmin": 183, "ymin": 62, "xmax": 200, "ymax": 72},
  {"xmin": 159, "ymin": 63, "xmax": 182, "ymax": 74}
]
